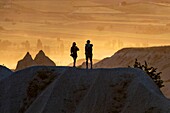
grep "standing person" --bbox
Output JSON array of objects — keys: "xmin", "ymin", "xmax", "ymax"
[
  {"xmin": 70, "ymin": 42, "xmax": 79, "ymax": 67},
  {"xmin": 85, "ymin": 40, "xmax": 93, "ymax": 69}
]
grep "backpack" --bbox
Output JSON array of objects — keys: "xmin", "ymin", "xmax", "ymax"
[{"xmin": 85, "ymin": 44, "xmax": 93, "ymax": 55}]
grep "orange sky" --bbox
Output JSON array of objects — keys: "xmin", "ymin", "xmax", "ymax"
[{"xmin": 1, "ymin": 0, "xmax": 170, "ymax": 69}]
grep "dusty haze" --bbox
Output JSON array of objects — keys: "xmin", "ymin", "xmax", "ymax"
[{"xmin": 0, "ymin": 0, "xmax": 170, "ymax": 69}]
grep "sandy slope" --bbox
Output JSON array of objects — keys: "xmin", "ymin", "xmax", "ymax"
[{"xmin": 0, "ymin": 66, "xmax": 170, "ymax": 113}]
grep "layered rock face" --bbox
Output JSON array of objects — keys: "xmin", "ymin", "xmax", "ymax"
[
  {"xmin": 16, "ymin": 50, "xmax": 56, "ymax": 71},
  {"xmin": 0, "ymin": 67, "xmax": 169, "ymax": 113},
  {"xmin": 93, "ymin": 46, "xmax": 170, "ymax": 98}
]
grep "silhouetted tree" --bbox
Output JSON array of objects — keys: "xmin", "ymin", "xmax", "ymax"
[
  {"xmin": 0, "ymin": 40, "xmax": 12, "ymax": 50},
  {"xmin": 120, "ymin": 1, "xmax": 127, "ymax": 6},
  {"xmin": 21, "ymin": 40, "xmax": 30, "ymax": 51},
  {"xmin": 118, "ymin": 40, "xmax": 124, "ymax": 49},
  {"xmin": 97, "ymin": 26, "xmax": 104, "ymax": 31},
  {"xmin": 0, "ymin": 0, "xmax": 12, "ymax": 8},
  {"xmin": 44, "ymin": 45, "xmax": 51, "ymax": 55},
  {"xmin": 37, "ymin": 39, "xmax": 43, "ymax": 50},
  {"xmin": 56, "ymin": 38, "xmax": 65, "ymax": 55},
  {"xmin": 60, "ymin": 41, "xmax": 64, "ymax": 55},
  {"xmin": 166, "ymin": 23, "xmax": 170, "ymax": 27},
  {"xmin": 130, "ymin": 59, "xmax": 164, "ymax": 89},
  {"xmin": 0, "ymin": 26, "xmax": 4, "ymax": 30}
]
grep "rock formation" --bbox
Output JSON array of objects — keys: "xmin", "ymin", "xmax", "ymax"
[
  {"xmin": 16, "ymin": 50, "xmax": 56, "ymax": 71},
  {"xmin": 93, "ymin": 46, "xmax": 170, "ymax": 98},
  {"xmin": 0, "ymin": 65, "xmax": 13, "ymax": 81},
  {"xmin": 16, "ymin": 52, "xmax": 35, "ymax": 71},
  {"xmin": 0, "ymin": 66, "xmax": 169, "ymax": 113},
  {"xmin": 34, "ymin": 50, "xmax": 55, "ymax": 66}
]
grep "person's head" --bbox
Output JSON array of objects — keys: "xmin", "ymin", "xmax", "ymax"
[
  {"xmin": 72, "ymin": 42, "xmax": 76, "ymax": 46},
  {"xmin": 87, "ymin": 40, "xmax": 90, "ymax": 44}
]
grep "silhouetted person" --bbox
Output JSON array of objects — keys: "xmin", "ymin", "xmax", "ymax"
[
  {"xmin": 85, "ymin": 40, "xmax": 93, "ymax": 69},
  {"xmin": 70, "ymin": 42, "xmax": 79, "ymax": 67}
]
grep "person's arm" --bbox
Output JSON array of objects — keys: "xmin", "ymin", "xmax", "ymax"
[
  {"xmin": 70, "ymin": 47, "xmax": 73, "ymax": 54},
  {"xmin": 85, "ymin": 44, "xmax": 87, "ymax": 54},
  {"xmin": 77, "ymin": 46, "xmax": 79, "ymax": 51}
]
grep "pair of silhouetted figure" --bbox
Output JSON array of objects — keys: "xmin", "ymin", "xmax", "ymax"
[{"xmin": 70, "ymin": 40, "xmax": 93, "ymax": 69}]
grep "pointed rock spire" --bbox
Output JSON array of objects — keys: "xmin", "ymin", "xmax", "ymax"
[
  {"xmin": 34, "ymin": 50, "xmax": 56, "ymax": 66},
  {"xmin": 16, "ymin": 52, "xmax": 35, "ymax": 71},
  {"xmin": 23, "ymin": 52, "xmax": 33, "ymax": 60},
  {"xmin": 15, "ymin": 51, "xmax": 56, "ymax": 71}
]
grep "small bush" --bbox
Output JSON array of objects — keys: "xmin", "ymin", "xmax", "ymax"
[
  {"xmin": 18, "ymin": 68, "xmax": 56, "ymax": 113},
  {"xmin": 130, "ymin": 59, "xmax": 164, "ymax": 88}
]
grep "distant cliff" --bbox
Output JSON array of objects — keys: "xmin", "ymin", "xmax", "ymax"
[{"xmin": 94, "ymin": 46, "xmax": 170, "ymax": 98}]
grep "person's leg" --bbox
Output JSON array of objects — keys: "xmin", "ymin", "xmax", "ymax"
[
  {"xmin": 73, "ymin": 57, "xmax": 76, "ymax": 67},
  {"xmin": 90, "ymin": 55, "xmax": 93, "ymax": 69},
  {"xmin": 86, "ymin": 55, "xmax": 88, "ymax": 69}
]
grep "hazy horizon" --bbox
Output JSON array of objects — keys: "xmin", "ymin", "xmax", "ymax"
[{"xmin": 1, "ymin": 0, "xmax": 170, "ymax": 69}]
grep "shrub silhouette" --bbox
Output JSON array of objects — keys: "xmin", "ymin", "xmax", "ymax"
[
  {"xmin": 18, "ymin": 68, "xmax": 56, "ymax": 113},
  {"xmin": 130, "ymin": 59, "xmax": 164, "ymax": 89}
]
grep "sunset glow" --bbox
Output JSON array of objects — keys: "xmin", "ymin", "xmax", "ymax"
[{"xmin": 1, "ymin": 0, "xmax": 170, "ymax": 69}]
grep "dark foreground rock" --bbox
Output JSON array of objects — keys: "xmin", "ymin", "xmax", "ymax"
[{"xmin": 0, "ymin": 66, "xmax": 169, "ymax": 113}]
